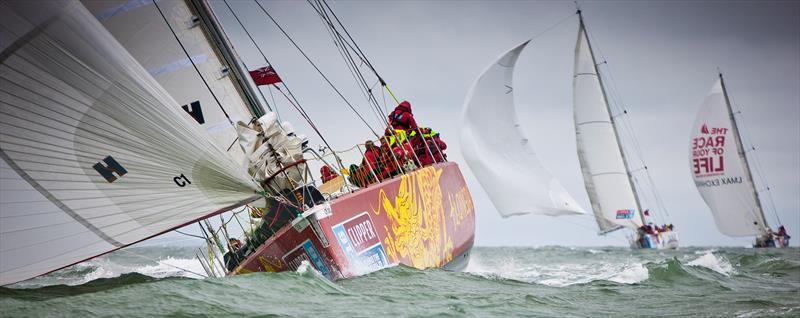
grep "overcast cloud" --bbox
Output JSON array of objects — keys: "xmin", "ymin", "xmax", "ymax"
[{"xmin": 208, "ymin": 0, "xmax": 799, "ymax": 247}]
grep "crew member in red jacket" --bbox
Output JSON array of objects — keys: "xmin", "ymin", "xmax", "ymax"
[
  {"xmin": 319, "ymin": 165, "xmax": 338, "ymax": 183},
  {"xmin": 388, "ymin": 101, "xmax": 418, "ymax": 131},
  {"xmin": 431, "ymin": 130, "xmax": 447, "ymax": 162},
  {"xmin": 362, "ymin": 140, "xmax": 384, "ymax": 182}
]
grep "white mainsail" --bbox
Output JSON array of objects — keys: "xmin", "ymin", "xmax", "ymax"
[
  {"xmin": 461, "ymin": 41, "xmax": 585, "ymax": 217},
  {"xmin": 0, "ymin": 1, "xmax": 261, "ymax": 285},
  {"xmin": 690, "ymin": 76, "xmax": 768, "ymax": 237},
  {"xmin": 573, "ymin": 18, "xmax": 643, "ymax": 232},
  {"xmin": 82, "ymin": 0, "xmax": 264, "ymax": 163}
]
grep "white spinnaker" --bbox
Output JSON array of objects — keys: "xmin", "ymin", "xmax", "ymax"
[
  {"xmin": 460, "ymin": 41, "xmax": 585, "ymax": 217},
  {"xmin": 0, "ymin": 1, "xmax": 260, "ymax": 285},
  {"xmin": 573, "ymin": 23, "xmax": 642, "ymax": 232},
  {"xmin": 82, "ymin": 0, "xmax": 260, "ymax": 163},
  {"xmin": 690, "ymin": 79, "xmax": 767, "ymax": 237}
]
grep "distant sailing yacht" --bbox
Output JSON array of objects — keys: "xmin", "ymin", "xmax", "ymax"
[
  {"xmin": 461, "ymin": 10, "xmax": 678, "ymax": 249},
  {"xmin": 690, "ymin": 73, "xmax": 789, "ymax": 248},
  {"xmin": 573, "ymin": 11, "xmax": 678, "ymax": 249}
]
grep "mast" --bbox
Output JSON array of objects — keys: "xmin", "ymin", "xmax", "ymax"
[
  {"xmin": 188, "ymin": 0, "xmax": 268, "ymax": 117},
  {"xmin": 578, "ymin": 11, "xmax": 646, "ymax": 226},
  {"xmin": 718, "ymin": 72, "xmax": 769, "ymax": 233}
]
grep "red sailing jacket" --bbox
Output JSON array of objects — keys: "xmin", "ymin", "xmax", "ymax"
[
  {"xmin": 388, "ymin": 101, "xmax": 418, "ymax": 131},
  {"xmin": 320, "ymin": 165, "xmax": 338, "ymax": 182}
]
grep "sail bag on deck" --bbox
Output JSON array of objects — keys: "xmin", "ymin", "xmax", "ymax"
[
  {"xmin": 0, "ymin": 1, "xmax": 260, "ymax": 285},
  {"xmin": 460, "ymin": 41, "xmax": 585, "ymax": 217}
]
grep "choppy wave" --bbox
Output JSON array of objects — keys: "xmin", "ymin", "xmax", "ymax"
[
  {"xmin": 687, "ymin": 251, "xmax": 735, "ymax": 276},
  {"xmin": 2, "ymin": 246, "xmax": 798, "ymax": 317}
]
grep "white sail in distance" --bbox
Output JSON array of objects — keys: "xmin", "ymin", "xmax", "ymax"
[
  {"xmin": 573, "ymin": 19, "xmax": 643, "ymax": 232},
  {"xmin": 461, "ymin": 41, "xmax": 585, "ymax": 217},
  {"xmin": 82, "ymin": 0, "xmax": 265, "ymax": 163},
  {"xmin": 0, "ymin": 1, "xmax": 261, "ymax": 285},
  {"xmin": 690, "ymin": 77, "xmax": 768, "ymax": 237}
]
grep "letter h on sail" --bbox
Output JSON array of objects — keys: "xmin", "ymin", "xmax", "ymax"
[{"xmin": 93, "ymin": 155, "xmax": 128, "ymax": 183}]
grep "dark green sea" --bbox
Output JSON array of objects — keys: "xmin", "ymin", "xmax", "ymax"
[{"xmin": 1, "ymin": 246, "xmax": 798, "ymax": 317}]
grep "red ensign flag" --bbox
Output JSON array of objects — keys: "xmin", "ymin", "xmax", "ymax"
[{"xmin": 249, "ymin": 66, "xmax": 281, "ymax": 86}]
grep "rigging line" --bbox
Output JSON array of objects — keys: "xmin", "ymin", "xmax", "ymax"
[
  {"xmin": 174, "ymin": 230, "xmax": 206, "ymax": 240},
  {"xmin": 309, "ymin": 0, "xmax": 387, "ymax": 132},
  {"xmin": 582, "ymin": 16, "xmax": 670, "ymax": 219},
  {"xmin": 311, "ymin": 0, "xmax": 399, "ymax": 115},
  {"xmin": 316, "ymin": 3, "xmax": 388, "ymax": 132},
  {"xmin": 733, "ymin": 119, "xmax": 780, "ymax": 225},
  {"xmin": 726, "ymin": 91, "xmax": 782, "ymax": 226},
  {"xmin": 224, "ymin": 1, "xmax": 348, "ymax": 173},
  {"xmin": 151, "ymin": 0, "xmax": 233, "ymax": 126},
  {"xmin": 252, "ymin": 0, "xmax": 380, "ymax": 138},
  {"xmin": 318, "ymin": 0, "xmax": 409, "ymax": 116},
  {"xmin": 267, "ymin": 85, "xmax": 280, "ymax": 119},
  {"xmin": 220, "ymin": 0, "xmax": 276, "ymax": 115},
  {"xmin": 530, "ymin": 11, "xmax": 579, "ymax": 42},
  {"xmin": 309, "ymin": 0, "xmax": 385, "ymax": 127},
  {"xmin": 272, "ymin": 85, "xmax": 347, "ymax": 171},
  {"xmin": 318, "ymin": 0, "xmax": 383, "ymax": 83}
]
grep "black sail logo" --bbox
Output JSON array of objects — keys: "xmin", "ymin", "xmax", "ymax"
[
  {"xmin": 181, "ymin": 101, "xmax": 204, "ymax": 124},
  {"xmin": 93, "ymin": 155, "xmax": 127, "ymax": 183}
]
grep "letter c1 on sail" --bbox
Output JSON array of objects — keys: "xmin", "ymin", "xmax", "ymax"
[{"xmin": 460, "ymin": 40, "xmax": 585, "ymax": 217}]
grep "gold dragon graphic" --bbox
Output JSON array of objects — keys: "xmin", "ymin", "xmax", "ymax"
[{"xmin": 373, "ymin": 166, "xmax": 457, "ymax": 268}]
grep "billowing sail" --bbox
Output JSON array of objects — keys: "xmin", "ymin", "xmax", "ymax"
[
  {"xmin": 690, "ymin": 78, "xmax": 767, "ymax": 236},
  {"xmin": 573, "ymin": 22, "xmax": 642, "ymax": 232},
  {"xmin": 0, "ymin": 1, "xmax": 260, "ymax": 285},
  {"xmin": 461, "ymin": 41, "xmax": 585, "ymax": 217},
  {"xmin": 82, "ymin": 0, "xmax": 264, "ymax": 163}
]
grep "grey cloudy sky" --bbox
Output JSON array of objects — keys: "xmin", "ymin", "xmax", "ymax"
[{"xmin": 209, "ymin": 0, "xmax": 799, "ymax": 247}]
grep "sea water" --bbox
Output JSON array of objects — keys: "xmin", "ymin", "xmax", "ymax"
[{"xmin": 1, "ymin": 246, "xmax": 798, "ymax": 317}]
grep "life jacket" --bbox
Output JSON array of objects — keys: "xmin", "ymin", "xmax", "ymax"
[{"xmin": 387, "ymin": 129, "xmax": 408, "ymax": 147}]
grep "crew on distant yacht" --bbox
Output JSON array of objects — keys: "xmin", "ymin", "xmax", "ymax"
[{"xmin": 775, "ymin": 225, "xmax": 791, "ymax": 247}]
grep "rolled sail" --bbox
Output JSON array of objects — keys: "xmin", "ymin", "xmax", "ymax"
[
  {"xmin": 573, "ymin": 22, "xmax": 642, "ymax": 232},
  {"xmin": 0, "ymin": 1, "xmax": 260, "ymax": 285},
  {"xmin": 690, "ymin": 79, "xmax": 767, "ymax": 237},
  {"xmin": 460, "ymin": 41, "xmax": 585, "ymax": 217}
]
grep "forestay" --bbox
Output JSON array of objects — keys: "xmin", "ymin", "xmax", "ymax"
[
  {"xmin": 690, "ymin": 79, "xmax": 767, "ymax": 237},
  {"xmin": 460, "ymin": 41, "xmax": 585, "ymax": 217},
  {"xmin": 82, "ymin": 0, "xmax": 263, "ymax": 163},
  {"xmin": 0, "ymin": 1, "xmax": 260, "ymax": 285},
  {"xmin": 573, "ymin": 22, "xmax": 642, "ymax": 232}
]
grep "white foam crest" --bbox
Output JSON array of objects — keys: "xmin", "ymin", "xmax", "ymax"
[
  {"xmin": 295, "ymin": 260, "xmax": 315, "ymax": 275},
  {"xmin": 466, "ymin": 253, "xmax": 648, "ymax": 287},
  {"xmin": 688, "ymin": 252, "xmax": 734, "ymax": 276},
  {"xmin": 736, "ymin": 307, "xmax": 797, "ymax": 318},
  {"xmin": 607, "ymin": 263, "xmax": 649, "ymax": 284},
  {"xmin": 70, "ymin": 257, "xmax": 205, "ymax": 285},
  {"xmin": 135, "ymin": 257, "xmax": 206, "ymax": 279},
  {"xmin": 694, "ymin": 248, "xmax": 719, "ymax": 255}
]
